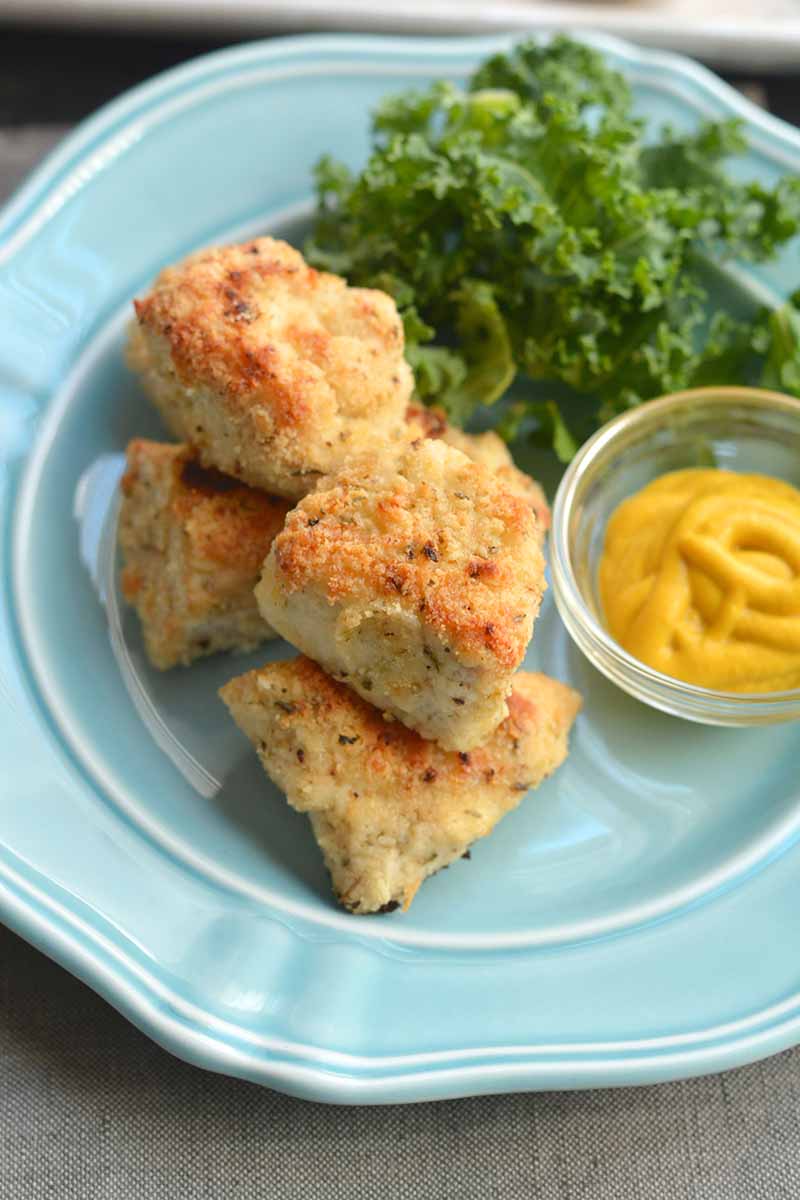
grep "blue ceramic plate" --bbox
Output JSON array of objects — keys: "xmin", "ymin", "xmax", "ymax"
[{"xmin": 3, "ymin": 32, "xmax": 800, "ymax": 1104}]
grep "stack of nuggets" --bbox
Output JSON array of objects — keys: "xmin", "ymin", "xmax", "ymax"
[
  {"xmin": 120, "ymin": 235, "xmax": 414, "ymax": 667},
  {"xmin": 121, "ymin": 236, "xmax": 580, "ymax": 914}
]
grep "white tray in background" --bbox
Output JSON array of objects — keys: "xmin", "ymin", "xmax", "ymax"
[{"xmin": 4, "ymin": 0, "xmax": 800, "ymax": 71}]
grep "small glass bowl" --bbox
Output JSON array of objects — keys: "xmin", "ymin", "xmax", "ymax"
[{"xmin": 550, "ymin": 386, "xmax": 800, "ymax": 725}]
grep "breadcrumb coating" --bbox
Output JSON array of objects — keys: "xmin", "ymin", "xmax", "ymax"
[
  {"xmin": 256, "ymin": 438, "xmax": 546, "ymax": 750},
  {"xmin": 220, "ymin": 656, "xmax": 581, "ymax": 914},
  {"xmin": 119, "ymin": 439, "xmax": 289, "ymax": 668},
  {"xmin": 127, "ymin": 237, "xmax": 414, "ymax": 498},
  {"xmin": 406, "ymin": 404, "xmax": 551, "ymax": 535}
]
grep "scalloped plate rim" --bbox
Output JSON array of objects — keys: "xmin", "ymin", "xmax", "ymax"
[{"xmin": 4, "ymin": 30, "xmax": 800, "ymax": 1102}]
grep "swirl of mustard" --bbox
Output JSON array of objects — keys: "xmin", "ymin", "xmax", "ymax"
[{"xmin": 599, "ymin": 469, "xmax": 800, "ymax": 692}]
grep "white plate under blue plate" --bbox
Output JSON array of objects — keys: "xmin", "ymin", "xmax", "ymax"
[{"xmin": 3, "ymin": 32, "xmax": 800, "ymax": 1104}]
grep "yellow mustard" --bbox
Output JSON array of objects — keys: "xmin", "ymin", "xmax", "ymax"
[{"xmin": 599, "ymin": 469, "xmax": 800, "ymax": 692}]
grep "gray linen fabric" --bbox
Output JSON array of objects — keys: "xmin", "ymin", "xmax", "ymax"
[
  {"xmin": 3, "ymin": 126, "xmax": 800, "ymax": 1200},
  {"xmin": 3, "ymin": 925, "xmax": 800, "ymax": 1199}
]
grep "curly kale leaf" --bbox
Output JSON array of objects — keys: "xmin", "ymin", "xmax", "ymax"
[{"xmin": 307, "ymin": 36, "xmax": 800, "ymax": 456}]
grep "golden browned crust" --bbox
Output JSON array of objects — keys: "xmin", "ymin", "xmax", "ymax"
[
  {"xmin": 266, "ymin": 438, "xmax": 544, "ymax": 672},
  {"xmin": 406, "ymin": 404, "xmax": 551, "ymax": 534},
  {"xmin": 119, "ymin": 439, "xmax": 289, "ymax": 668},
  {"xmin": 220, "ymin": 657, "xmax": 581, "ymax": 914},
  {"xmin": 127, "ymin": 238, "xmax": 414, "ymax": 497}
]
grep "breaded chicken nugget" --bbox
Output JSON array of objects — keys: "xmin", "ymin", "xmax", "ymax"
[
  {"xmin": 220, "ymin": 657, "xmax": 581, "ymax": 914},
  {"xmin": 119, "ymin": 440, "xmax": 289, "ymax": 668},
  {"xmin": 407, "ymin": 404, "xmax": 551, "ymax": 535},
  {"xmin": 255, "ymin": 438, "xmax": 546, "ymax": 751},
  {"xmin": 126, "ymin": 237, "xmax": 414, "ymax": 499}
]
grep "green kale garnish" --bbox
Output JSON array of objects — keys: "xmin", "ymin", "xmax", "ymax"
[{"xmin": 307, "ymin": 37, "xmax": 800, "ymax": 455}]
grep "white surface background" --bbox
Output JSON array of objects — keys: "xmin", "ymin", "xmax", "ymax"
[{"xmin": 4, "ymin": 0, "xmax": 800, "ymax": 69}]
